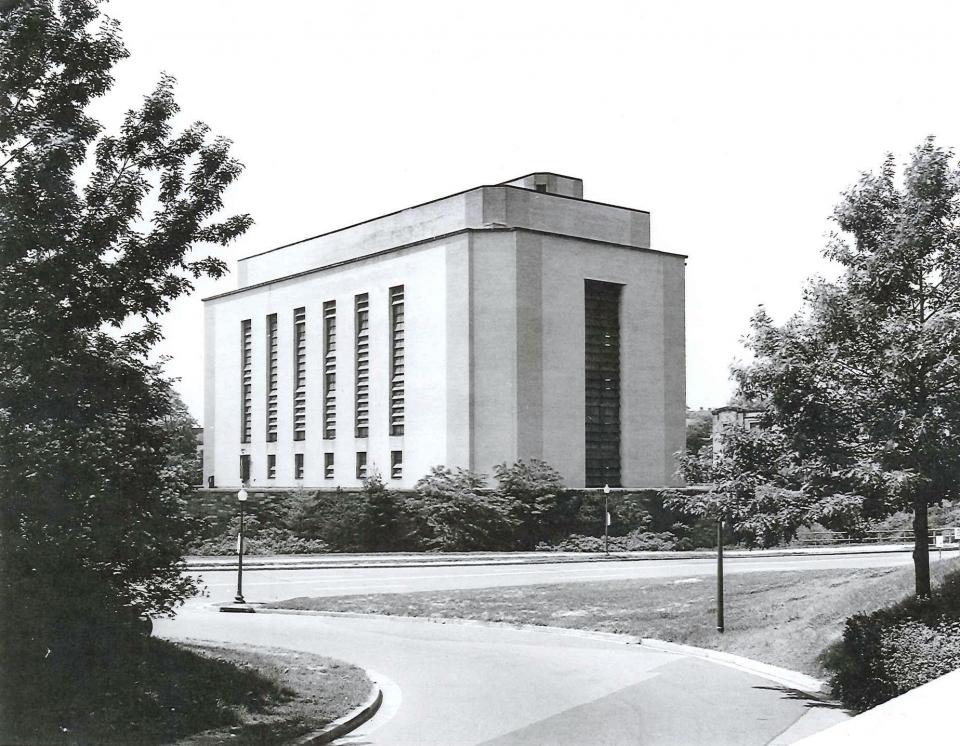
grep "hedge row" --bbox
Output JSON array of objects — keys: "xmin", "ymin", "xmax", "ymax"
[{"xmin": 185, "ymin": 461, "xmax": 714, "ymax": 554}]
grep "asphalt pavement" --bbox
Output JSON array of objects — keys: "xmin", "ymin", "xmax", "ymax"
[
  {"xmin": 188, "ymin": 548, "xmax": 959, "ymax": 605},
  {"xmin": 164, "ymin": 549, "xmax": 959, "ymax": 743},
  {"xmin": 155, "ymin": 608, "xmax": 847, "ymax": 746}
]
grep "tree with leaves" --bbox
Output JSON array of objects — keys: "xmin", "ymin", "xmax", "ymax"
[
  {"xmin": 685, "ymin": 409, "xmax": 712, "ymax": 456},
  {"xmin": 411, "ymin": 466, "xmax": 519, "ymax": 551},
  {"xmin": 696, "ymin": 138, "xmax": 960, "ymax": 597},
  {"xmin": 668, "ymin": 425, "xmax": 867, "ymax": 548},
  {"xmin": 0, "ymin": 0, "xmax": 250, "ymax": 684},
  {"xmin": 355, "ymin": 472, "xmax": 416, "ymax": 552},
  {"xmin": 494, "ymin": 459, "xmax": 571, "ymax": 549}
]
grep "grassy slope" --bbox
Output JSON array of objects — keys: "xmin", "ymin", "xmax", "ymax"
[
  {"xmin": 2, "ymin": 638, "xmax": 370, "ymax": 746},
  {"xmin": 272, "ymin": 557, "xmax": 960, "ymax": 678}
]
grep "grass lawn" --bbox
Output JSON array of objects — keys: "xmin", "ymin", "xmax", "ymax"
[
  {"xmin": 271, "ymin": 557, "xmax": 960, "ymax": 678},
  {"xmin": 2, "ymin": 637, "xmax": 371, "ymax": 746}
]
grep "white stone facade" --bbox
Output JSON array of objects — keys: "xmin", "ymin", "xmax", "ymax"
[{"xmin": 202, "ymin": 173, "xmax": 686, "ymax": 489}]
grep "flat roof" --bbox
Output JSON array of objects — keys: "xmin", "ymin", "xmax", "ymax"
[{"xmin": 238, "ymin": 173, "xmax": 651, "ymax": 263}]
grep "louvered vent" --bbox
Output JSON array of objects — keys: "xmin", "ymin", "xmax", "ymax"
[
  {"xmin": 355, "ymin": 294, "xmax": 369, "ymax": 437},
  {"xmin": 323, "ymin": 300, "xmax": 336, "ymax": 439},
  {"xmin": 389, "ymin": 285, "xmax": 405, "ymax": 436},
  {"xmin": 265, "ymin": 313, "xmax": 278, "ymax": 442},
  {"xmin": 584, "ymin": 280, "xmax": 621, "ymax": 487},
  {"xmin": 293, "ymin": 307, "xmax": 306, "ymax": 441},
  {"xmin": 324, "ymin": 452, "xmax": 334, "ymax": 479},
  {"xmin": 240, "ymin": 319, "xmax": 252, "ymax": 443}
]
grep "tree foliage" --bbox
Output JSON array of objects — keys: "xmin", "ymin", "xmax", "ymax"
[
  {"xmin": 411, "ymin": 466, "xmax": 519, "ymax": 551},
  {"xmin": 0, "ymin": 0, "xmax": 251, "ymax": 672},
  {"xmin": 675, "ymin": 139, "xmax": 960, "ymax": 594},
  {"xmin": 494, "ymin": 459, "xmax": 571, "ymax": 549},
  {"xmin": 669, "ymin": 426, "xmax": 867, "ymax": 548},
  {"xmin": 685, "ymin": 410, "xmax": 712, "ymax": 455}
]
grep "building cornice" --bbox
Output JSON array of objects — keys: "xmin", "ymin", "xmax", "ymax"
[{"xmin": 203, "ymin": 226, "xmax": 687, "ymax": 303}]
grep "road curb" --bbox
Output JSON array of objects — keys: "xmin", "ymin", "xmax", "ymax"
[
  {"xmin": 291, "ymin": 670, "xmax": 383, "ymax": 746},
  {"xmin": 637, "ymin": 638, "xmax": 829, "ymax": 697},
  {"xmin": 256, "ymin": 607, "xmax": 832, "ymax": 700},
  {"xmin": 185, "ymin": 544, "xmax": 929, "ymax": 572}
]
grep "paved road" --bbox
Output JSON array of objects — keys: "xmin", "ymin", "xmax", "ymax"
[
  {"xmin": 155, "ymin": 607, "xmax": 845, "ymax": 746},
  {"xmin": 189, "ymin": 550, "xmax": 957, "ymax": 606}
]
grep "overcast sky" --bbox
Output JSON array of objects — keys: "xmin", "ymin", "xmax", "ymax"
[{"xmin": 97, "ymin": 0, "xmax": 960, "ymax": 422}]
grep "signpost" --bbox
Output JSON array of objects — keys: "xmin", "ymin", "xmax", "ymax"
[
  {"xmin": 717, "ymin": 518, "xmax": 724, "ymax": 634},
  {"xmin": 603, "ymin": 484, "xmax": 611, "ymax": 555}
]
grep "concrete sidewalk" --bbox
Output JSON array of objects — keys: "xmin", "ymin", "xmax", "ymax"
[
  {"xmin": 184, "ymin": 543, "xmax": 960, "ymax": 571},
  {"xmin": 792, "ymin": 668, "xmax": 960, "ymax": 745}
]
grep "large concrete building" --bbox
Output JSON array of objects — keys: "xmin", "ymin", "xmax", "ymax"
[{"xmin": 202, "ymin": 172, "xmax": 685, "ymax": 490}]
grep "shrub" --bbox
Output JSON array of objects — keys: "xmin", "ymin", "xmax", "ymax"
[
  {"xmin": 184, "ymin": 462, "xmax": 707, "ymax": 554},
  {"xmin": 355, "ymin": 474, "xmax": 418, "ymax": 552},
  {"xmin": 881, "ymin": 619, "xmax": 960, "ymax": 694},
  {"xmin": 622, "ymin": 530, "xmax": 678, "ymax": 551},
  {"xmin": 495, "ymin": 460, "xmax": 574, "ymax": 548},
  {"xmin": 824, "ymin": 568, "xmax": 960, "ymax": 711},
  {"xmin": 823, "ymin": 610, "xmax": 898, "ymax": 711},
  {"xmin": 188, "ymin": 515, "xmax": 329, "ymax": 555},
  {"xmin": 411, "ymin": 466, "xmax": 518, "ymax": 551},
  {"xmin": 539, "ymin": 534, "xmax": 608, "ymax": 552},
  {"xmin": 535, "ymin": 530, "xmax": 679, "ymax": 552}
]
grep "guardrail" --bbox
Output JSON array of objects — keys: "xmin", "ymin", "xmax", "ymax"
[{"xmin": 795, "ymin": 527, "xmax": 960, "ymax": 546}]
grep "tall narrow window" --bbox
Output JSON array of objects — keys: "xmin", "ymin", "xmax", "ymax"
[
  {"xmin": 323, "ymin": 300, "xmax": 336, "ymax": 439},
  {"xmin": 293, "ymin": 307, "xmax": 306, "ymax": 441},
  {"xmin": 295, "ymin": 453, "xmax": 304, "ymax": 480},
  {"xmin": 240, "ymin": 319, "xmax": 252, "ymax": 443},
  {"xmin": 355, "ymin": 294, "xmax": 369, "ymax": 437},
  {"xmin": 391, "ymin": 450, "xmax": 403, "ymax": 480},
  {"xmin": 389, "ymin": 285, "xmax": 405, "ymax": 436},
  {"xmin": 239, "ymin": 454, "xmax": 251, "ymax": 484},
  {"xmin": 356, "ymin": 451, "xmax": 367, "ymax": 480},
  {"xmin": 265, "ymin": 313, "xmax": 278, "ymax": 442},
  {"xmin": 267, "ymin": 454, "xmax": 276, "ymax": 480},
  {"xmin": 324, "ymin": 452, "xmax": 334, "ymax": 479},
  {"xmin": 584, "ymin": 280, "xmax": 622, "ymax": 487}
]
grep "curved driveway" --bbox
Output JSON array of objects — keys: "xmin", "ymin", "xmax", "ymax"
[{"xmin": 155, "ymin": 607, "xmax": 843, "ymax": 745}]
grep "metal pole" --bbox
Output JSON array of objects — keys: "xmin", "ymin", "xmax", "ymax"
[
  {"xmin": 235, "ymin": 499, "xmax": 245, "ymax": 604},
  {"xmin": 717, "ymin": 518, "xmax": 724, "ymax": 633},
  {"xmin": 604, "ymin": 492, "xmax": 609, "ymax": 555}
]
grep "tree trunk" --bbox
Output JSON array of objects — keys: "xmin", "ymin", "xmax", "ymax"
[{"xmin": 912, "ymin": 497, "xmax": 931, "ymax": 598}]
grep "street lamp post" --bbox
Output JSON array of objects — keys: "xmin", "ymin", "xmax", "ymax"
[
  {"xmin": 234, "ymin": 485, "xmax": 248, "ymax": 604},
  {"xmin": 603, "ymin": 483, "xmax": 611, "ymax": 555}
]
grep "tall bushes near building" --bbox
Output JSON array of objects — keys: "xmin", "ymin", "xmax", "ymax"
[
  {"xmin": 189, "ymin": 475, "xmax": 418, "ymax": 554},
  {"xmin": 494, "ymin": 459, "xmax": 574, "ymax": 549},
  {"xmin": 355, "ymin": 474, "xmax": 417, "ymax": 552},
  {"xmin": 186, "ymin": 462, "xmax": 709, "ymax": 554},
  {"xmin": 410, "ymin": 466, "xmax": 519, "ymax": 551}
]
